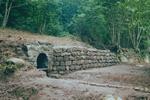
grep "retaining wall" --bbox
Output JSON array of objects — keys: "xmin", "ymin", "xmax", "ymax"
[
  {"xmin": 0, "ymin": 40, "xmax": 119, "ymax": 74},
  {"xmin": 51, "ymin": 47, "xmax": 119, "ymax": 74}
]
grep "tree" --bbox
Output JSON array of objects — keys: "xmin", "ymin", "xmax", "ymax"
[
  {"xmin": 0, "ymin": 0, "xmax": 149, "ymax": 53},
  {"xmin": 30, "ymin": 0, "xmax": 62, "ymax": 35},
  {"xmin": 119, "ymin": 0, "xmax": 150, "ymax": 51},
  {"xmin": 58, "ymin": 0, "xmax": 81, "ymax": 31},
  {"xmin": 0, "ymin": 0, "xmax": 2, "ymax": 6},
  {"xmin": 69, "ymin": 0, "xmax": 108, "ymax": 48},
  {"xmin": 1, "ymin": 0, "xmax": 28, "ymax": 28}
]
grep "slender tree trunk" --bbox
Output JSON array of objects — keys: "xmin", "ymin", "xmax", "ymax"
[
  {"xmin": 39, "ymin": 19, "xmax": 47, "ymax": 34},
  {"xmin": 0, "ymin": 0, "xmax": 2, "ymax": 6},
  {"xmin": 117, "ymin": 31, "xmax": 121, "ymax": 49},
  {"xmin": 112, "ymin": 23, "xmax": 115, "ymax": 45},
  {"xmin": 128, "ymin": 27, "xmax": 134, "ymax": 48},
  {"xmin": 41, "ymin": 19, "xmax": 46, "ymax": 33},
  {"xmin": 2, "ymin": 0, "xmax": 12, "ymax": 28}
]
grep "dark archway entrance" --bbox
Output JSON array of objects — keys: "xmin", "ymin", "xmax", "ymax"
[{"xmin": 36, "ymin": 53, "xmax": 48, "ymax": 69}]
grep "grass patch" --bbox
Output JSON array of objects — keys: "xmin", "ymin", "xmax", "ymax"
[
  {"xmin": 0, "ymin": 63, "xmax": 23, "ymax": 80},
  {"xmin": 9, "ymin": 87, "xmax": 38, "ymax": 100}
]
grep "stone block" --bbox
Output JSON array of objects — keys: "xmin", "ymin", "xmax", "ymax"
[
  {"xmin": 57, "ymin": 57, "xmax": 64, "ymax": 61},
  {"xmin": 72, "ymin": 61, "xmax": 76, "ymax": 65},
  {"xmin": 63, "ymin": 56, "xmax": 69, "ymax": 60},
  {"xmin": 52, "ymin": 67, "xmax": 57, "ymax": 71},
  {"xmin": 54, "ymin": 48, "xmax": 63, "ymax": 53},
  {"xmin": 60, "ymin": 61, "xmax": 65, "ymax": 65},
  {"xmin": 69, "ymin": 56, "xmax": 74, "ymax": 60},
  {"xmin": 69, "ymin": 66, "xmax": 75, "ymax": 71},
  {"xmin": 74, "ymin": 65, "xmax": 81, "ymax": 70},
  {"xmin": 59, "ymin": 71, "xmax": 65, "ymax": 74},
  {"xmin": 66, "ymin": 61, "xmax": 72, "ymax": 66},
  {"xmin": 61, "ymin": 52, "xmax": 71, "ymax": 56},
  {"xmin": 57, "ymin": 66, "xmax": 66, "ymax": 71},
  {"xmin": 66, "ymin": 66, "xmax": 70, "ymax": 71},
  {"xmin": 55, "ymin": 61, "xmax": 60, "ymax": 66}
]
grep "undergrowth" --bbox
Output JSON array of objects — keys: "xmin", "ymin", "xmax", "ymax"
[
  {"xmin": 0, "ymin": 63, "xmax": 23, "ymax": 80},
  {"xmin": 9, "ymin": 87, "xmax": 38, "ymax": 100}
]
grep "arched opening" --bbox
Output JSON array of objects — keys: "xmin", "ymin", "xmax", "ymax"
[
  {"xmin": 22, "ymin": 45, "xmax": 29, "ymax": 57},
  {"xmin": 36, "ymin": 53, "xmax": 48, "ymax": 69}
]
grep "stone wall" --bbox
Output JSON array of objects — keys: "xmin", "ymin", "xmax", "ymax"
[
  {"xmin": 51, "ymin": 47, "xmax": 119, "ymax": 74},
  {"xmin": 25, "ymin": 44, "xmax": 119, "ymax": 74},
  {"xmin": 25, "ymin": 42, "xmax": 53, "ymax": 70},
  {"xmin": 0, "ymin": 40, "xmax": 119, "ymax": 75}
]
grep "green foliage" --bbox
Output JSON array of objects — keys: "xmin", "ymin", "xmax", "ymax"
[
  {"xmin": 0, "ymin": 0, "xmax": 149, "ymax": 52},
  {"xmin": 69, "ymin": 0, "xmax": 108, "ymax": 48},
  {"xmin": 118, "ymin": 0, "xmax": 150, "ymax": 50},
  {"xmin": 0, "ymin": 63, "xmax": 23, "ymax": 77},
  {"xmin": 10, "ymin": 87, "xmax": 38, "ymax": 100},
  {"xmin": 3, "ymin": 64, "xmax": 17, "ymax": 75}
]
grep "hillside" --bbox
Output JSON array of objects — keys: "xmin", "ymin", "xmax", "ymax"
[
  {"xmin": 0, "ymin": 29, "xmax": 150, "ymax": 100},
  {"xmin": 0, "ymin": 0, "xmax": 150, "ymax": 99},
  {"xmin": 0, "ymin": 29, "xmax": 91, "ymax": 48}
]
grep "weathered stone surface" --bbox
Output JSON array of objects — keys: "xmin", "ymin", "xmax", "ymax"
[
  {"xmin": 120, "ymin": 55, "xmax": 128, "ymax": 63},
  {"xmin": 51, "ymin": 47, "xmax": 119, "ymax": 74},
  {"xmin": 11, "ymin": 42, "xmax": 118, "ymax": 74},
  {"xmin": 25, "ymin": 42, "xmax": 53, "ymax": 70},
  {"xmin": 65, "ymin": 61, "xmax": 72, "ymax": 66},
  {"xmin": 144, "ymin": 55, "xmax": 149, "ymax": 64},
  {"xmin": 7, "ymin": 57, "xmax": 25, "ymax": 65}
]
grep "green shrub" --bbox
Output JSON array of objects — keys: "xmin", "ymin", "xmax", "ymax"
[
  {"xmin": 10, "ymin": 87, "xmax": 38, "ymax": 100},
  {"xmin": 0, "ymin": 63, "xmax": 23, "ymax": 76},
  {"xmin": 3, "ymin": 64, "xmax": 17, "ymax": 75}
]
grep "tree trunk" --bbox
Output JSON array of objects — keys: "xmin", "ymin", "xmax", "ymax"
[
  {"xmin": 0, "ymin": 0, "xmax": 2, "ymax": 6},
  {"xmin": 112, "ymin": 23, "xmax": 115, "ymax": 45},
  {"xmin": 39, "ymin": 18, "xmax": 47, "ymax": 34},
  {"xmin": 117, "ymin": 31, "xmax": 121, "ymax": 50},
  {"xmin": 2, "ymin": 0, "xmax": 12, "ymax": 28}
]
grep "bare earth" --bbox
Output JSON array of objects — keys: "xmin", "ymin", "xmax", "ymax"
[
  {"xmin": 20, "ymin": 64, "xmax": 150, "ymax": 100},
  {"xmin": 0, "ymin": 29, "xmax": 150, "ymax": 99},
  {"xmin": 0, "ymin": 29, "xmax": 91, "ymax": 48}
]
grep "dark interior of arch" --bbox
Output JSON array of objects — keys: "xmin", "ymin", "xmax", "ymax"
[
  {"xmin": 37, "ymin": 53, "xmax": 48, "ymax": 69},
  {"xmin": 22, "ymin": 45, "xmax": 29, "ymax": 57}
]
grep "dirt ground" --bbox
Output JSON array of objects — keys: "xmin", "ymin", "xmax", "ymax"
[
  {"xmin": 0, "ymin": 29, "xmax": 150, "ymax": 99},
  {"xmin": 19, "ymin": 64, "xmax": 150, "ymax": 100},
  {"xmin": 0, "ymin": 29, "xmax": 91, "ymax": 48}
]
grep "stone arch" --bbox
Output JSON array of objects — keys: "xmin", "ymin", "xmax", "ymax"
[
  {"xmin": 22, "ymin": 45, "xmax": 29, "ymax": 57},
  {"xmin": 36, "ymin": 53, "xmax": 48, "ymax": 69}
]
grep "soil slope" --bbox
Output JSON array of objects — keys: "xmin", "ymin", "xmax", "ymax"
[
  {"xmin": 24, "ymin": 64, "xmax": 150, "ymax": 100},
  {"xmin": 0, "ymin": 29, "xmax": 91, "ymax": 48},
  {"xmin": 0, "ymin": 29, "xmax": 150, "ymax": 100}
]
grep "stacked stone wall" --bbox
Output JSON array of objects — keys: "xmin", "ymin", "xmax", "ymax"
[
  {"xmin": 0, "ymin": 40, "xmax": 119, "ymax": 75},
  {"xmin": 52, "ymin": 47, "xmax": 119, "ymax": 74}
]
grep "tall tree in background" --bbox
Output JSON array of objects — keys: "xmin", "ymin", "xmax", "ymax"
[
  {"xmin": 104, "ymin": 0, "xmax": 150, "ymax": 52},
  {"xmin": 2, "ymin": 0, "xmax": 13, "ymax": 28},
  {"xmin": 29, "ymin": 0, "xmax": 63, "ymax": 35},
  {"xmin": 119, "ymin": 0, "xmax": 150, "ymax": 51},
  {"xmin": 103, "ymin": 0, "xmax": 130, "ymax": 50},
  {"xmin": 0, "ymin": 0, "xmax": 27, "ymax": 28},
  {"xmin": 0, "ymin": 0, "xmax": 2, "ymax": 6},
  {"xmin": 0, "ymin": 0, "xmax": 149, "ymax": 52},
  {"xmin": 70, "ymin": 0, "xmax": 108, "ymax": 48},
  {"xmin": 58, "ymin": 0, "xmax": 81, "ymax": 31}
]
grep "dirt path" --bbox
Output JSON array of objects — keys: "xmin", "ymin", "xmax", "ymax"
[
  {"xmin": 20, "ymin": 64, "xmax": 150, "ymax": 100},
  {"xmin": 1, "ymin": 29, "xmax": 149, "ymax": 99},
  {"xmin": 62, "ymin": 64, "xmax": 150, "ymax": 87}
]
